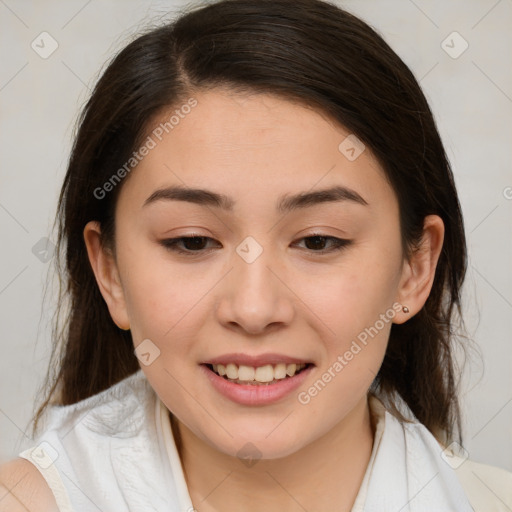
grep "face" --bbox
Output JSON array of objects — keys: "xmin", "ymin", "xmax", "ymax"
[{"xmin": 91, "ymin": 89, "xmax": 412, "ymax": 459}]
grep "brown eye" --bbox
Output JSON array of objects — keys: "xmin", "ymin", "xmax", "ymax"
[
  {"xmin": 160, "ymin": 236, "xmax": 219, "ymax": 254},
  {"xmin": 294, "ymin": 235, "xmax": 351, "ymax": 253},
  {"xmin": 160, "ymin": 234, "xmax": 351, "ymax": 257}
]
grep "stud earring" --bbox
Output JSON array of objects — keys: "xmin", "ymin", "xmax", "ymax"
[{"xmin": 402, "ymin": 306, "xmax": 410, "ymax": 314}]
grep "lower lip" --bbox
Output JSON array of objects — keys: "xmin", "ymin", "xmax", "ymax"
[{"xmin": 200, "ymin": 364, "xmax": 314, "ymax": 406}]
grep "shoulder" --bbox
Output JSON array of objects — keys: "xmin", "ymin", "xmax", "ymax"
[
  {"xmin": 454, "ymin": 456, "xmax": 512, "ymax": 512},
  {"xmin": 0, "ymin": 457, "xmax": 58, "ymax": 512},
  {"xmin": 6, "ymin": 370, "xmax": 155, "ymax": 512},
  {"xmin": 369, "ymin": 395, "xmax": 512, "ymax": 511},
  {"xmin": 37, "ymin": 369, "xmax": 152, "ymax": 436},
  {"xmin": 405, "ymin": 418, "xmax": 512, "ymax": 511}
]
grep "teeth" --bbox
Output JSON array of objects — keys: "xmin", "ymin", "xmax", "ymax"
[
  {"xmin": 226, "ymin": 363, "xmax": 238, "ymax": 379},
  {"xmin": 238, "ymin": 365, "xmax": 255, "ymax": 380},
  {"xmin": 211, "ymin": 362, "xmax": 307, "ymax": 383},
  {"xmin": 274, "ymin": 363, "xmax": 287, "ymax": 379},
  {"xmin": 255, "ymin": 364, "xmax": 274, "ymax": 382},
  {"xmin": 286, "ymin": 363, "xmax": 297, "ymax": 377}
]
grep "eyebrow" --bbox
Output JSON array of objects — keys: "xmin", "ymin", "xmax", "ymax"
[{"xmin": 142, "ymin": 184, "xmax": 368, "ymax": 213}]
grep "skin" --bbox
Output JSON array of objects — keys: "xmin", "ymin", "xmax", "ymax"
[
  {"xmin": 83, "ymin": 88, "xmax": 444, "ymax": 512},
  {"xmin": 0, "ymin": 459, "xmax": 59, "ymax": 512}
]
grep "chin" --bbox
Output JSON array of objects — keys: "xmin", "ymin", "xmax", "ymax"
[{"xmin": 192, "ymin": 417, "xmax": 312, "ymax": 461}]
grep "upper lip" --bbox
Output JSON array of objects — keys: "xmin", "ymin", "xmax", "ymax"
[{"xmin": 202, "ymin": 353, "xmax": 313, "ymax": 367}]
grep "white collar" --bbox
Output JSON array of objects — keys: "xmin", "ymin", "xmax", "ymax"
[{"xmin": 157, "ymin": 394, "xmax": 472, "ymax": 512}]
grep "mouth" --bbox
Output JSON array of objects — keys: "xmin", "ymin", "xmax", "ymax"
[
  {"xmin": 199, "ymin": 353, "xmax": 316, "ymax": 405},
  {"xmin": 204, "ymin": 362, "xmax": 313, "ymax": 386}
]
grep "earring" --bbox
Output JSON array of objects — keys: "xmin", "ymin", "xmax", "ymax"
[{"xmin": 402, "ymin": 306, "xmax": 410, "ymax": 314}]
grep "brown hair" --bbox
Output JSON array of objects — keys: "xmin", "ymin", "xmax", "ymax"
[{"xmin": 32, "ymin": 0, "xmax": 467, "ymax": 444}]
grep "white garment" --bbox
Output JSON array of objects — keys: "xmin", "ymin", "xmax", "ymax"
[
  {"xmin": 18, "ymin": 369, "xmax": 512, "ymax": 512},
  {"xmin": 20, "ymin": 370, "xmax": 192, "ymax": 512}
]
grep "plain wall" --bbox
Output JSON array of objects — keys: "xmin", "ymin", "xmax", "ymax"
[{"xmin": 1, "ymin": 0, "xmax": 511, "ymax": 473}]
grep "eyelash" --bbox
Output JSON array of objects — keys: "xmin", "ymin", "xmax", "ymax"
[{"xmin": 159, "ymin": 233, "xmax": 352, "ymax": 256}]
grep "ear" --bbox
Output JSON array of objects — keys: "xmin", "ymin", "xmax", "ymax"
[
  {"xmin": 394, "ymin": 215, "xmax": 444, "ymax": 324},
  {"xmin": 83, "ymin": 221, "xmax": 130, "ymax": 330}
]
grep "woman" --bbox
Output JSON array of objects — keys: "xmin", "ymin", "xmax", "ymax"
[{"xmin": 1, "ymin": 0, "xmax": 511, "ymax": 510}]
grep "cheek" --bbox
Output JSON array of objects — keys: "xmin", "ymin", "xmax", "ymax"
[
  {"xmin": 297, "ymin": 269, "xmax": 396, "ymax": 417},
  {"xmin": 117, "ymin": 241, "xmax": 206, "ymax": 342},
  {"xmin": 301, "ymin": 244, "xmax": 402, "ymax": 334},
  {"xmin": 295, "ymin": 239, "xmax": 401, "ymax": 386}
]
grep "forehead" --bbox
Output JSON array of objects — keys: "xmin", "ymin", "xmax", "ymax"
[{"xmin": 117, "ymin": 89, "xmax": 395, "ymax": 214}]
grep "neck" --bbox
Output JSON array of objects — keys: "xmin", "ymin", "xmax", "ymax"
[{"xmin": 174, "ymin": 395, "xmax": 375, "ymax": 512}]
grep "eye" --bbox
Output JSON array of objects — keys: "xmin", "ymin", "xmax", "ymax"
[
  {"xmin": 160, "ymin": 235, "xmax": 219, "ymax": 255},
  {"xmin": 160, "ymin": 234, "xmax": 351, "ymax": 256},
  {"xmin": 293, "ymin": 234, "xmax": 352, "ymax": 253}
]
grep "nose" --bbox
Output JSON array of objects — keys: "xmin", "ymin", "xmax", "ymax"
[{"xmin": 215, "ymin": 240, "xmax": 295, "ymax": 336}]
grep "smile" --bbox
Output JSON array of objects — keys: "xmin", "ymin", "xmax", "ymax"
[
  {"xmin": 200, "ymin": 360, "xmax": 315, "ymax": 405},
  {"xmin": 208, "ymin": 362, "xmax": 310, "ymax": 385}
]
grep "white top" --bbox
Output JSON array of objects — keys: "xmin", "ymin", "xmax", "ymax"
[{"xmin": 19, "ymin": 369, "xmax": 512, "ymax": 512}]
